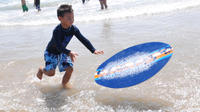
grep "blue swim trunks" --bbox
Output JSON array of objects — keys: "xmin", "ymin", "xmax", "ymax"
[{"xmin": 44, "ymin": 51, "xmax": 73, "ymax": 72}]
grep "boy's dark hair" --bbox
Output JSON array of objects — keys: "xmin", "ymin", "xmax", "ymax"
[{"xmin": 57, "ymin": 4, "xmax": 73, "ymax": 17}]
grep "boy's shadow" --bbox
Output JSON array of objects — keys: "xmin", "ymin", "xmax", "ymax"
[{"xmin": 38, "ymin": 84, "xmax": 79, "ymax": 111}]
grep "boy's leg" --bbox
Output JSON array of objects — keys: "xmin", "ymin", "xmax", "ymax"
[
  {"xmin": 37, "ymin": 51, "xmax": 58, "ymax": 80},
  {"xmin": 59, "ymin": 53, "xmax": 73, "ymax": 88},
  {"xmin": 62, "ymin": 66, "xmax": 73, "ymax": 88},
  {"xmin": 36, "ymin": 66, "xmax": 55, "ymax": 80}
]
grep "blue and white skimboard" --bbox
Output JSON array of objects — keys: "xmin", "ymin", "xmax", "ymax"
[{"xmin": 95, "ymin": 42, "xmax": 173, "ymax": 88}]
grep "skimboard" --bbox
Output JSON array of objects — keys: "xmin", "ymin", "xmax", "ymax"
[{"xmin": 95, "ymin": 42, "xmax": 173, "ymax": 88}]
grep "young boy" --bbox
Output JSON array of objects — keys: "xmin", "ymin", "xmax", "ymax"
[{"xmin": 36, "ymin": 4, "xmax": 104, "ymax": 88}]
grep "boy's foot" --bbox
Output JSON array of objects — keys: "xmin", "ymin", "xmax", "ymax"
[
  {"xmin": 63, "ymin": 83, "xmax": 72, "ymax": 89},
  {"xmin": 36, "ymin": 67, "xmax": 43, "ymax": 80}
]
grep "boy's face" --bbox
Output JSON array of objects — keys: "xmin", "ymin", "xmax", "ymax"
[{"xmin": 59, "ymin": 12, "xmax": 74, "ymax": 27}]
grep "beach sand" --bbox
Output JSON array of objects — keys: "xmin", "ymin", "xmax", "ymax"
[{"xmin": 0, "ymin": 7, "xmax": 200, "ymax": 112}]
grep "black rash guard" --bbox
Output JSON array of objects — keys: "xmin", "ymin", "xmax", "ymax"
[{"xmin": 46, "ymin": 24, "xmax": 96, "ymax": 55}]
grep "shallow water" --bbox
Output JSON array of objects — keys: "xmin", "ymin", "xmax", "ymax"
[{"xmin": 0, "ymin": 3, "xmax": 200, "ymax": 112}]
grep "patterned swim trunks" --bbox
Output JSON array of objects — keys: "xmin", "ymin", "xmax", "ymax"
[{"xmin": 44, "ymin": 50, "xmax": 73, "ymax": 72}]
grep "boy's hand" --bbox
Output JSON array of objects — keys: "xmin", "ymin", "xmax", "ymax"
[
  {"xmin": 69, "ymin": 51, "xmax": 79, "ymax": 62},
  {"xmin": 94, "ymin": 50, "xmax": 104, "ymax": 55}
]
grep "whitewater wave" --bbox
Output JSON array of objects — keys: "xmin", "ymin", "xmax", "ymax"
[{"xmin": 0, "ymin": 0, "xmax": 200, "ymax": 26}]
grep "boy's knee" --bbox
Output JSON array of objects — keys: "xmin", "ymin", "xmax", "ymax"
[
  {"xmin": 66, "ymin": 66, "xmax": 73, "ymax": 72},
  {"xmin": 48, "ymin": 70, "xmax": 55, "ymax": 76},
  {"xmin": 69, "ymin": 67, "xmax": 73, "ymax": 72}
]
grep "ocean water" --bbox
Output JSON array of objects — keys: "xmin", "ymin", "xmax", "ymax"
[
  {"xmin": 0, "ymin": 0, "xmax": 200, "ymax": 26},
  {"xmin": 0, "ymin": 0, "xmax": 200, "ymax": 112}
]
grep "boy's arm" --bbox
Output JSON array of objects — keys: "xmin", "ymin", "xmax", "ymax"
[
  {"xmin": 53, "ymin": 30, "xmax": 71, "ymax": 54},
  {"xmin": 74, "ymin": 26, "xmax": 96, "ymax": 53}
]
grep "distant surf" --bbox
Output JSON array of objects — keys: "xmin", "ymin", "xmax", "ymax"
[{"xmin": 1, "ymin": 0, "xmax": 200, "ymax": 26}]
